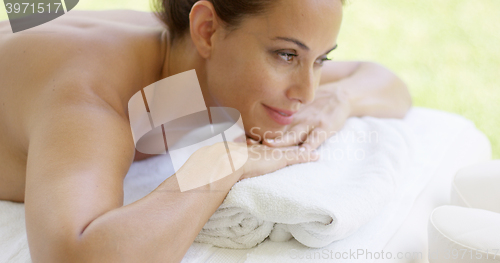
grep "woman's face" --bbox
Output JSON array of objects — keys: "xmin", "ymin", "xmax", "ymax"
[{"xmin": 204, "ymin": 0, "xmax": 343, "ymax": 141}]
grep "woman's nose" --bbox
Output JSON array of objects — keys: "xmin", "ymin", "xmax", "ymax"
[{"xmin": 286, "ymin": 68, "xmax": 317, "ymax": 104}]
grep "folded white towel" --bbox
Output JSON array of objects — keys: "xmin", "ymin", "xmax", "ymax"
[{"xmin": 194, "ymin": 116, "xmax": 416, "ymax": 249}]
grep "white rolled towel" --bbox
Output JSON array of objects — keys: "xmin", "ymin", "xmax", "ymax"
[{"xmin": 194, "ymin": 116, "xmax": 416, "ymax": 248}]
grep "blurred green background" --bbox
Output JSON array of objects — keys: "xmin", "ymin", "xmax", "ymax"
[{"xmin": 1, "ymin": 0, "xmax": 498, "ymax": 158}]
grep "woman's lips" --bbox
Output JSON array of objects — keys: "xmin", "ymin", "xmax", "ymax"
[{"xmin": 262, "ymin": 104, "xmax": 296, "ymax": 125}]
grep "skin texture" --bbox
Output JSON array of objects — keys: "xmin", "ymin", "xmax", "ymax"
[{"xmin": 0, "ymin": 0, "xmax": 411, "ymax": 262}]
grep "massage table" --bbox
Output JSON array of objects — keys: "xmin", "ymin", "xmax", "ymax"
[{"xmin": 0, "ymin": 107, "xmax": 491, "ymax": 263}]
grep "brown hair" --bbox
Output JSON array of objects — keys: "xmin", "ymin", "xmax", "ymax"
[{"xmin": 153, "ymin": 0, "xmax": 276, "ymax": 41}]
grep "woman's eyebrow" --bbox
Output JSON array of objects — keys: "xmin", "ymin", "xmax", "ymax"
[
  {"xmin": 323, "ymin": 44, "xmax": 338, "ymax": 56},
  {"xmin": 272, "ymin": 36, "xmax": 310, "ymax": 50},
  {"xmin": 272, "ymin": 36, "xmax": 338, "ymax": 55}
]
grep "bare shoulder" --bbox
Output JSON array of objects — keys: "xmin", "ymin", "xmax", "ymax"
[
  {"xmin": 0, "ymin": 10, "xmax": 163, "ymax": 116},
  {"xmin": 0, "ymin": 9, "xmax": 163, "ymax": 31},
  {"xmin": 0, "ymin": 9, "xmax": 163, "ymax": 64},
  {"xmin": 0, "ymin": 11, "xmax": 153, "ymax": 65},
  {"xmin": 66, "ymin": 9, "xmax": 165, "ymax": 27},
  {"xmin": 0, "ymin": 12, "xmax": 164, "ymax": 201},
  {"xmin": 0, "ymin": 9, "xmax": 165, "ymax": 147}
]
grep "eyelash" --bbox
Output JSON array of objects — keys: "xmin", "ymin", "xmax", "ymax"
[
  {"xmin": 277, "ymin": 52, "xmax": 297, "ymax": 63},
  {"xmin": 276, "ymin": 51, "xmax": 331, "ymax": 66},
  {"xmin": 316, "ymin": 57, "xmax": 332, "ymax": 66}
]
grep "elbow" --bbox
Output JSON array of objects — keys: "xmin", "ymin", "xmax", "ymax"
[
  {"xmin": 371, "ymin": 61, "xmax": 413, "ymax": 119},
  {"xmin": 393, "ymin": 75, "xmax": 412, "ymax": 119},
  {"xmin": 30, "ymin": 239, "xmax": 82, "ymax": 263},
  {"xmin": 31, "ymin": 233, "xmax": 182, "ymax": 263},
  {"xmin": 31, "ymin": 236, "xmax": 122, "ymax": 263}
]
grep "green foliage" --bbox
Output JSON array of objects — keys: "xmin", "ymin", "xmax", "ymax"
[{"xmin": 333, "ymin": 0, "xmax": 499, "ymax": 158}]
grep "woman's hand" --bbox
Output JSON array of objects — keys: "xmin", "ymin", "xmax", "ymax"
[
  {"xmin": 174, "ymin": 140, "xmax": 319, "ymax": 191},
  {"xmin": 239, "ymin": 143, "xmax": 319, "ymax": 180},
  {"xmin": 182, "ymin": 141, "xmax": 319, "ymax": 184},
  {"xmin": 261, "ymin": 87, "xmax": 351, "ymax": 150}
]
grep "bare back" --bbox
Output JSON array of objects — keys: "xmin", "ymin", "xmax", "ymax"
[{"xmin": 0, "ymin": 10, "xmax": 167, "ymax": 202}]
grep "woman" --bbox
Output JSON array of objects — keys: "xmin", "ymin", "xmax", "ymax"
[{"xmin": 0, "ymin": 0, "xmax": 411, "ymax": 262}]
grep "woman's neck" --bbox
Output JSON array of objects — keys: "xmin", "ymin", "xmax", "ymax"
[{"xmin": 158, "ymin": 34, "xmax": 217, "ymax": 108}]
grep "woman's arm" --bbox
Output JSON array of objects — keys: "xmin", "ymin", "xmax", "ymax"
[
  {"xmin": 25, "ymin": 91, "xmax": 315, "ymax": 263},
  {"xmin": 25, "ymin": 94, "xmax": 236, "ymax": 263},
  {"xmin": 319, "ymin": 61, "xmax": 412, "ymax": 118},
  {"xmin": 25, "ymin": 96, "xmax": 216, "ymax": 263}
]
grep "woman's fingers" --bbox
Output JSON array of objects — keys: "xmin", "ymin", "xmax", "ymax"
[
  {"xmin": 246, "ymin": 138, "xmax": 260, "ymax": 146},
  {"xmin": 300, "ymin": 127, "xmax": 329, "ymax": 150},
  {"xmin": 301, "ymin": 107, "xmax": 350, "ymax": 150},
  {"xmin": 282, "ymin": 146, "xmax": 320, "ymax": 165},
  {"xmin": 241, "ymin": 145, "xmax": 319, "ymax": 180}
]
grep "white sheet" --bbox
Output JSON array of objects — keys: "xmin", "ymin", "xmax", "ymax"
[
  {"xmin": 380, "ymin": 115, "xmax": 491, "ymax": 263},
  {"xmin": 0, "ymin": 107, "xmax": 491, "ymax": 263}
]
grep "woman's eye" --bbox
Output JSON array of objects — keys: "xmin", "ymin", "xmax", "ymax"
[
  {"xmin": 315, "ymin": 57, "xmax": 332, "ymax": 66},
  {"xmin": 277, "ymin": 52, "xmax": 297, "ymax": 63}
]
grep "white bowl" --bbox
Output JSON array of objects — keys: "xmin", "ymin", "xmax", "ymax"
[{"xmin": 428, "ymin": 205, "xmax": 500, "ymax": 263}]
